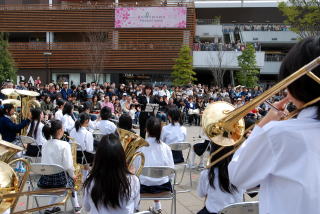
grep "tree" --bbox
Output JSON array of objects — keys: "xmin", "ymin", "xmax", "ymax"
[
  {"xmin": 236, "ymin": 44, "xmax": 259, "ymax": 88},
  {"xmin": 84, "ymin": 31, "xmax": 109, "ymax": 83},
  {"xmin": 0, "ymin": 33, "xmax": 16, "ymax": 84},
  {"xmin": 207, "ymin": 44, "xmax": 236, "ymax": 87},
  {"xmin": 171, "ymin": 45, "xmax": 197, "ymax": 86},
  {"xmin": 278, "ymin": 0, "xmax": 320, "ymax": 38}
]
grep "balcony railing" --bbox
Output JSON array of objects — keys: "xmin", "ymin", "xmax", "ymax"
[
  {"xmin": 222, "ymin": 23, "xmax": 291, "ymax": 33},
  {"xmin": 0, "ymin": 1, "xmax": 195, "ymax": 10}
]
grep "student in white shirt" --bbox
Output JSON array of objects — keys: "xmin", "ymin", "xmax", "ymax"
[
  {"xmin": 83, "ymin": 133, "xmax": 140, "ymax": 214},
  {"xmin": 136, "ymin": 117, "xmax": 174, "ymax": 213},
  {"xmin": 61, "ymin": 102, "xmax": 75, "ymax": 134},
  {"xmin": 70, "ymin": 112, "xmax": 94, "ymax": 181},
  {"xmin": 38, "ymin": 120, "xmax": 81, "ymax": 214},
  {"xmin": 228, "ymin": 37, "xmax": 320, "ymax": 214},
  {"xmin": 94, "ymin": 106, "xmax": 117, "ymax": 135},
  {"xmin": 26, "ymin": 108, "xmax": 46, "ymax": 157},
  {"xmin": 54, "ymin": 99, "xmax": 65, "ymax": 121},
  {"xmin": 161, "ymin": 108, "xmax": 187, "ymax": 163},
  {"xmin": 197, "ymin": 144, "xmax": 244, "ymax": 214}
]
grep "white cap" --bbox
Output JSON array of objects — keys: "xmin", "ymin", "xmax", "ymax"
[{"xmin": 63, "ymin": 82, "xmax": 69, "ymax": 85}]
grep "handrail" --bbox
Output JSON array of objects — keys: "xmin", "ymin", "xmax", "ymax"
[{"xmin": 0, "ymin": 2, "xmax": 195, "ymax": 10}]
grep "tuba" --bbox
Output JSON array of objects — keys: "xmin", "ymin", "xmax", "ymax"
[
  {"xmin": 203, "ymin": 56, "xmax": 320, "ymax": 168},
  {"xmin": 0, "ymin": 137, "xmax": 30, "ymax": 214},
  {"xmin": 69, "ymin": 138, "xmax": 83, "ymax": 191},
  {"xmin": 118, "ymin": 128, "xmax": 149, "ymax": 176}
]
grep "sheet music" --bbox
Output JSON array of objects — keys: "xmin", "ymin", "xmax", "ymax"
[{"xmin": 145, "ymin": 103, "xmax": 159, "ymax": 115}]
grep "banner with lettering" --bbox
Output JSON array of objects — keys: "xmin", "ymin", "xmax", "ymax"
[{"xmin": 115, "ymin": 7, "xmax": 187, "ymax": 28}]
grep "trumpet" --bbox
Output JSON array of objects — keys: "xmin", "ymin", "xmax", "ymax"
[{"xmin": 202, "ymin": 56, "xmax": 320, "ymax": 168}]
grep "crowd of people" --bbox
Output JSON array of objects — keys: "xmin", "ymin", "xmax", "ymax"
[
  {"xmin": 1, "ymin": 80, "xmax": 270, "ymax": 128},
  {"xmin": 1, "ymin": 36, "xmax": 320, "ymax": 214},
  {"xmin": 193, "ymin": 41, "xmax": 261, "ymax": 52}
]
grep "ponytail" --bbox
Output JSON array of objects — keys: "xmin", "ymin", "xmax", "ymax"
[
  {"xmin": 42, "ymin": 120, "xmax": 63, "ymax": 140},
  {"xmin": 75, "ymin": 112, "xmax": 90, "ymax": 132},
  {"xmin": 28, "ymin": 108, "xmax": 42, "ymax": 138}
]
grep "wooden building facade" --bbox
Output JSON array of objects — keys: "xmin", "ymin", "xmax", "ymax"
[{"xmin": 0, "ymin": 1, "xmax": 196, "ymax": 84}]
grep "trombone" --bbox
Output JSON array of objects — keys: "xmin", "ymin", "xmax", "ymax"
[{"xmin": 202, "ymin": 56, "xmax": 320, "ymax": 168}]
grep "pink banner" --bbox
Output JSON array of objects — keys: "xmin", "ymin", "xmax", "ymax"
[{"xmin": 115, "ymin": 7, "xmax": 187, "ymax": 28}]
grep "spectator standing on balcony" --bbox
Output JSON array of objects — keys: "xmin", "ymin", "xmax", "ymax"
[{"xmin": 60, "ymin": 82, "xmax": 72, "ymax": 101}]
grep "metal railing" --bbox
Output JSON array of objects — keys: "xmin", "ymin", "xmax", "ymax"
[{"xmin": 0, "ymin": 1, "xmax": 194, "ymax": 10}]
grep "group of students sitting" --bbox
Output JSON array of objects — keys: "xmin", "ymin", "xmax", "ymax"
[{"xmin": 0, "ymin": 101, "xmax": 243, "ymax": 214}]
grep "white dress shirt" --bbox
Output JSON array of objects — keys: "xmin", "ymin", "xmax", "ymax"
[
  {"xmin": 55, "ymin": 109, "xmax": 63, "ymax": 121},
  {"xmin": 197, "ymin": 169, "xmax": 244, "ymax": 213},
  {"xmin": 27, "ymin": 121, "xmax": 46, "ymax": 145},
  {"xmin": 83, "ymin": 175, "xmax": 140, "ymax": 214},
  {"xmin": 136, "ymin": 137, "xmax": 174, "ymax": 186},
  {"xmin": 228, "ymin": 107, "xmax": 320, "ymax": 214},
  {"xmin": 41, "ymin": 139, "xmax": 74, "ymax": 177},
  {"xmin": 160, "ymin": 123, "xmax": 186, "ymax": 145},
  {"xmin": 94, "ymin": 120, "xmax": 117, "ymax": 135},
  {"xmin": 61, "ymin": 114, "xmax": 75, "ymax": 133},
  {"xmin": 70, "ymin": 127, "xmax": 94, "ymax": 152}
]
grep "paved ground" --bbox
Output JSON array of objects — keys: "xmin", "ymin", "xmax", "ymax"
[{"xmin": 12, "ymin": 125, "xmax": 257, "ymax": 214}]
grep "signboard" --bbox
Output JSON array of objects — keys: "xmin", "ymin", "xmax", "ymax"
[{"xmin": 115, "ymin": 7, "xmax": 187, "ymax": 28}]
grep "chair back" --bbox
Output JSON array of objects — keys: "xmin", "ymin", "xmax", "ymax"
[
  {"xmin": 20, "ymin": 136, "xmax": 36, "ymax": 145},
  {"xmin": 30, "ymin": 163, "xmax": 65, "ymax": 176},
  {"xmin": 142, "ymin": 166, "xmax": 175, "ymax": 179},
  {"xmin": 218, "ymin": 201, "xmax": 259, "ymax": 214},
  {"xmin": 134, "ymin": 211, "xmax": 151, "ymax": 214},
  {"xmin": 169, "ymin": 142, "xmax": 191, "ymax": 151}
]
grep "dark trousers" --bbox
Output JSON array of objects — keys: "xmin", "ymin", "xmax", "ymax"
[{"xmin": 197, "ymin": 207, "xmax": 217, "ymax": 214}]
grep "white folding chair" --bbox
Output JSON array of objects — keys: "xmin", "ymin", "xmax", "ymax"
[
  {"xmin": 27, "ymin": 163, "xmax": 72, "ymax": 214},
  {"xmin": 140, "ymin": 167, "xmax": 176, "ymax": 214},
  {"xmin": 134, "ymin": 211, "xmax": 152, "ymax": 214},
  {"xmin": 70, "ymin": 142, "xmax": 88, "ymax": 165},
  {"xmin": 20, "ymin": 136, "xmax": 41, "ymax": 162},
  {"xmin": 169, "ymin": 142, "xmax": 192, "ymax": 192},
  {"xmin": 218, "ymin": 201, "xmax": 259, "ymax": 214},
  {"xmin": 92, "ymin": 129, "xmax": 104, "ymax": 142}
]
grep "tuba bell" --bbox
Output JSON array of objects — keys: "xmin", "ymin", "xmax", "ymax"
[
  {"xmin": 0, "ymin": 137, "xmax": 30, "ymax": 214},
  {"xmin": 118, "ymin": 128, "xmax": 149, "ymax": 176},
  {"xmin": 203, "ymin": 56, "xmax": 320, "ymax": 168}
]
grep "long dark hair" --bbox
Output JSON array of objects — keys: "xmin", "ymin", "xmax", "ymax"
[
  {"xmin": 167, "ymin": 107, "xmax": 183, "ymax": 126},
  {"xmin": 83, "ymin": 133, "xmax": 131, "ymax": 209},
  {"xmin": 146, "ymin": 117, "xmax": 161, "ymax": 143},
  {"xmin": 42, "ymin": 120, "xmax": 63, "ymax": 140},
  {"xmin": 62, "ymin": 102, "xmax": 73, "ymax": 116},
  {"xmin": 279, "ymin": 36, "xmax": 320, "ymax": 119},
  {"xmin": 0, "ymin": 104, "xmax": 14, "ymax": 117},
  {"xmin": 27, "ymin": 108, "xmax": 42, "ymax": 139},
  {"xmin": 208, "ymin": 143, "xmax": 238, "ymax": 194},
  {"xmin": 75, "ymin": 113, "xmax": 90, "ymax": 132}
]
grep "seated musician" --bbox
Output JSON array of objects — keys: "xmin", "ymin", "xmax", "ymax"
[
  {"xmin": 228, "ymin": 37, "xmax": 320, "ymax": 213},
  {"xmin": 83, "ymin": 133, "xmax": 140, "ymax": 214},
  {"xmin": 94, "ymin": 106, "xmax": 117, "ymax": 135},
  {"xmin": 136, "ymin": 117, "xmax": 174, "ymax": 213},
  {"xmin": 160, "ymin": 107, "xmax": 187, "ymax": 163},
  {"xmin": 26, "ymin": 108, "xmax": 46, "ymax": 157},
  {"xmin": 70, "ymin": 112, "xmax": 94, "ymax": 180},
  {"xmin": 39, "ymin": 120, "xmax": 81, "ymax": 214},
  {"xmin": 197, "ymin": 144, "xmax": 244, "ymax": 214},
  {"xmin": 61, "ymin": 102, "xmax": 75, "ymax": 135},
  {"xmin": 0, "ymin": 104, "xmax": 30, "ymax": 143}
]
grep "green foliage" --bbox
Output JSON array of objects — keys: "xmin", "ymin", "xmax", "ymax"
[
  {"xmin": 236, "ymin": 44, "xmax": 259, "ymax": 88},
  {"xmin": 278, "ymin": 0, "xmax": 320, "ymax": 38},
  {"xmin": 171, "ymin": 45, "xmax": 197, "ymax": 86},
  {"xmin": 0, "ymin": 33, "xmax": 16, "ymax": 84}
]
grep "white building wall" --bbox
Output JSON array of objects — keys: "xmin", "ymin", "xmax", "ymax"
[
  {"xmin": 241, "ymin": 31, "xmax": 299, "ymax": 44},
  {"xmin": 193, "ymin": 51, "xmax": 265, "ymax": 69},
  {"xmin": 261, "ymin": 61, "xmax": 281, "ymax": 74},
  {"xmin": 196, "ymin": 25, "xmax": 223, "ymax": 38}
]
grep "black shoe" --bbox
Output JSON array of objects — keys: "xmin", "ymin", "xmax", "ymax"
[{"xmin": 45, "ymin": 207, "xmax": 61, "ymax": 214}]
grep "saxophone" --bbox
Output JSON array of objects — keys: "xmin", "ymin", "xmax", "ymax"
[{"xmin": 69, "ymin": 138, "xmax": 83, "ymax": 191}]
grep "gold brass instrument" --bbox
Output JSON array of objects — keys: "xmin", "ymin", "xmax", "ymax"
[
  {"xmin": 203, "ymin": 56, "xmax": 320, "ymax": 168},
  {"xmin": 69, "ymin": 137, "xmax": 83, "ymax": 191},
  {"xmin": 0, "ymin": 138, "xmax": 30, "ymax": 214},
  {"xmin": 118, "ymin": 128, "xmax": 149, "ymax": 176},
  {"xmin": 0, "ymin": 137, "xmax": 72, "ymax": 214}
]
